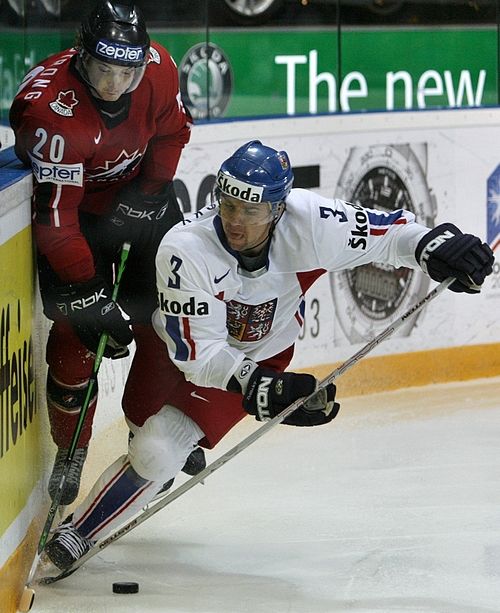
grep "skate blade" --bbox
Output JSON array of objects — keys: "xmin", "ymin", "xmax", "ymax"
[{"xmin": 32, "ymin": 553, "xmax": 65, "ymax": 585}]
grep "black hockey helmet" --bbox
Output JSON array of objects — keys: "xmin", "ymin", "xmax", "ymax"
[{"xmin": 79, "ymin": 1, "xmax": 150, "ymax": 68}]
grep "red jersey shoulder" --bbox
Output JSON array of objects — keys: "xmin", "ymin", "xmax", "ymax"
[
  {"xmin": 10, "ymin": 49, "xmax": 98, "ymax": 162},
  {"xmin": 147, "ymin": 41, "xmax": 177, "ymax": 71},
  {"xmin": 13, "ymin": 48, "xmax": 82, "ymax": 110},
  {"xmin": 143, "ymin": 41, "xmax": 180, "ymax": 99}
]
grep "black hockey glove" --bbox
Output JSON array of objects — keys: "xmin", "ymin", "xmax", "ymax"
[
  {"xmin": 242, "ymin": 367, "xmax": 340, "ymax": 427},
  {"xmin": 415, "ymin": 223, "xmax": 494, "ymax": 294},
  {"xmin": 104, "ymin": 181, "xmax": 183, "ymax": 260},
  {"xmin": 53, "ymin": 276, "xmax": 133, "ymax": 359}
]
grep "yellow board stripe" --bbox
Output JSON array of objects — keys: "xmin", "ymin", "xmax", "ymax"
[
  {"xmin": 0, "ymin": 518, "xmax": 38, "ymax": 613},
  {"xmin": 304, "ymin": 343, "xmax": 500, "ymax": 397}
]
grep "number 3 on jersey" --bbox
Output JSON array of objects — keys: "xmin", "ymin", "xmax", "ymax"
[
  {"xmin": 319, "ymin": 206, "xmax": 347, "ymax": 222},
  {"xmin": 167, "ymin": 255, "xmax": 183, "ymax": 288}
]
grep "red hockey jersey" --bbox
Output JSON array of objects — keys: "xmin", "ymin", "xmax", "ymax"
[{"xmin": 9, "ymin": 43, "xmax": 191, "ymax": 282}]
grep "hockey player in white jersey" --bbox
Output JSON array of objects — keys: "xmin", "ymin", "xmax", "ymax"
[{"xmin": 43, "ymin": 140, "xmax": 494, "ymax": 571}]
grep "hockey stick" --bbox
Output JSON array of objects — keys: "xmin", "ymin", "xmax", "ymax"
[
  {"xmin": 39, "ymin": 276, "xmax": 454, "ymax": 585},
  {"xmin": 26, "ymin": 242, "xmax": 131, "ymax": 587}
]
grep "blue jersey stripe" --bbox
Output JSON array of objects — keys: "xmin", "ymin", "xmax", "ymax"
[
  {"xmin": 165, "ymin": 315, "xmax": 189, "ymax": 361},
  {"xmin": 367, "ymin": 209, "xmax": 405, "ymax": 226}
]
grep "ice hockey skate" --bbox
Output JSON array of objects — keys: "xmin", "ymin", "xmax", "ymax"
[
  {"xmin": 47, "ymin": 447, "xmax": 88, "ymax": 506},
  {"xmin": 44, "ymin": 517, "xmax": 94, "ymax": 571}
]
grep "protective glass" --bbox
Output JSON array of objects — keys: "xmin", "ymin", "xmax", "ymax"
[
  {"xmin": 213, "ymin": 188, "xmax": 277, "ymax": 226},
  {"xmin": 80, "ymin": 54, "xmax": 147, "ymax": 95}
]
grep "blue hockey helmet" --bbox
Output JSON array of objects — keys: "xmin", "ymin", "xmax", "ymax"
[{"xmin": 214, "ymin": 140, "xmax": 294, "ymax": 223}]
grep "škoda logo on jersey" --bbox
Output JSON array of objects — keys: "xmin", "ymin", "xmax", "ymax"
[
  {"xmin": 158, "ymin": 292, "xmax": 209, "ymax": 317},
  {"xmin": 216, "ymin": 172, "xmax": 264, "ymax": 202},
  {"xmin": 347, "ymin": 202, "xmax": 368, "ymax": 250}
]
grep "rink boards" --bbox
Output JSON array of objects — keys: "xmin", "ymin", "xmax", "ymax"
[
  {"xmin": 0, "ymin": 166, "xmax": 39, "ymax": 612},
  {"xmin": 0, "ymin": 108, "xmax": 499, "ymax": 612}
]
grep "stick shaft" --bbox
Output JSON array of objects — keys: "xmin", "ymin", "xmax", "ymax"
[{"xmin": 28, "ymin": 242, "xmax": 131, "ymax": 584}]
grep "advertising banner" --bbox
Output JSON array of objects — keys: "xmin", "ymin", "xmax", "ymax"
[
  {"xmin": 0, "ymin": 178, "xmax": 38, "ymax": 556},
  {"xmin": 0, "ymin": 27, "xmax": 497, "ymax": 120},
  {"xmin": 167, "ymin": 28, "xmax": 497, "ymax": 118}
]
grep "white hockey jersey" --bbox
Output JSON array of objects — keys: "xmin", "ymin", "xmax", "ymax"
[{"xmin": 153, "ymin": 188, "xmax": 430, "ymax": 390}]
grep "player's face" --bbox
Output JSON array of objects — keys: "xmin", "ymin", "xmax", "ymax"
[
  {"xmin": 218, "ymin": 195, "xmax": 274, "ymax": 254},
  {"xmin": 85, "ymin": 58, "xmax": 135, "ymax": 101}
]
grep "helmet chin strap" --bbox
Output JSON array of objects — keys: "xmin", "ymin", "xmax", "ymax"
[{"xmin": 239, "ymin": 233, "xmax": 271, "ymax": 257}]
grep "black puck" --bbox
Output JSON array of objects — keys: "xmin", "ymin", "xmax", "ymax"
[{"xmin": 112, "ymin": 582, "xmax": 139, "ymax": 594}]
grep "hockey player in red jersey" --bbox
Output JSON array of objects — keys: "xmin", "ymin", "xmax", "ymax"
[
  {"xmin": 9, "ymin": 0, "xmax": 196, "ymax": 505},
  {"xmin": 42, "ymin": 140, "xmax": 494, "ymax": 572}
]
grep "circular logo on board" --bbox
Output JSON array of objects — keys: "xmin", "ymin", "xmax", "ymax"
[
  {"xmin": 330, "ymin": 144, "xmax": 437, "ymax": 344},
  {"xmin": 179, "ymin": 42, "xmax": 232, "ymax": 119}
]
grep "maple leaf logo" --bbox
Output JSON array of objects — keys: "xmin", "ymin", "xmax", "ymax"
[
  {"xmin": 57, "ymin": 90, "xmax": 79, "ymax": 109},
  {"xmin": 49, "ymin": 90, "xmax": 79, "ymax": 117}
]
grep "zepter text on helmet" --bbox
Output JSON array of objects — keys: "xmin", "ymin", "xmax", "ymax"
[{"xmin": 94, "ymin": 40, "xmax": 146, "ymax": 65}]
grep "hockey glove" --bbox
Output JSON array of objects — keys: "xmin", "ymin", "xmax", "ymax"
[
  {"xmin": 415, "ymin": 223, "xmax": 494, "ymax": 293},
  {"xmin": 53, "ymin": 276, "xmax": 133, "ymax": 359},
  {"xmin": 104, "ymin": 181, "xmax": 183, "ymax": 260},
  {"xmin": 242, "ymin": 367, "xmax": 340, "ymax": 427}
]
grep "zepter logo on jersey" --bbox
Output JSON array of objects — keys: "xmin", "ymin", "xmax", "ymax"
[
  {"xmin": 330, "ymin": 143, "xmax": 437, "ymax": 344},
  {"xmin": 179, "ymin": 42, "xmax": 232, "ymax": 120},
  {"xmin": 29, "ymin": 154, "xmax": 83, "ymax": 187}
]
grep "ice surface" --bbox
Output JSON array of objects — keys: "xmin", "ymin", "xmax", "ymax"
[{"xmin": 31, "ymin": 377, "xmax": 500, "ymax": 613}]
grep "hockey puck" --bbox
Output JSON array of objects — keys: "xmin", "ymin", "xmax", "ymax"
[{"xmin": 112, "ymin": 581, "xmax": 139, "ymax": 594}]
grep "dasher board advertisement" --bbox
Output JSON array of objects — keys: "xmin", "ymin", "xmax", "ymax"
[{"xmin": 173, "ymin": 109, "xmax": 500, "ymax": 369}]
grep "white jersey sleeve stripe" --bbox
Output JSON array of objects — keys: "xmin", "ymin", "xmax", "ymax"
[
  {"xmin": 370, "ymin": 218, "xmax": 407, "ymax": 235},
  {"xmin": 182, "ymin": 318, "xmax": 196, "ymax": 360},
  {"xmin": 367, "ymin": 210, "xmax": 409, "ymax": 236},
  {"xmin": 165, "ymin": 315, "xmax": 196, "ymax": 361}
]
